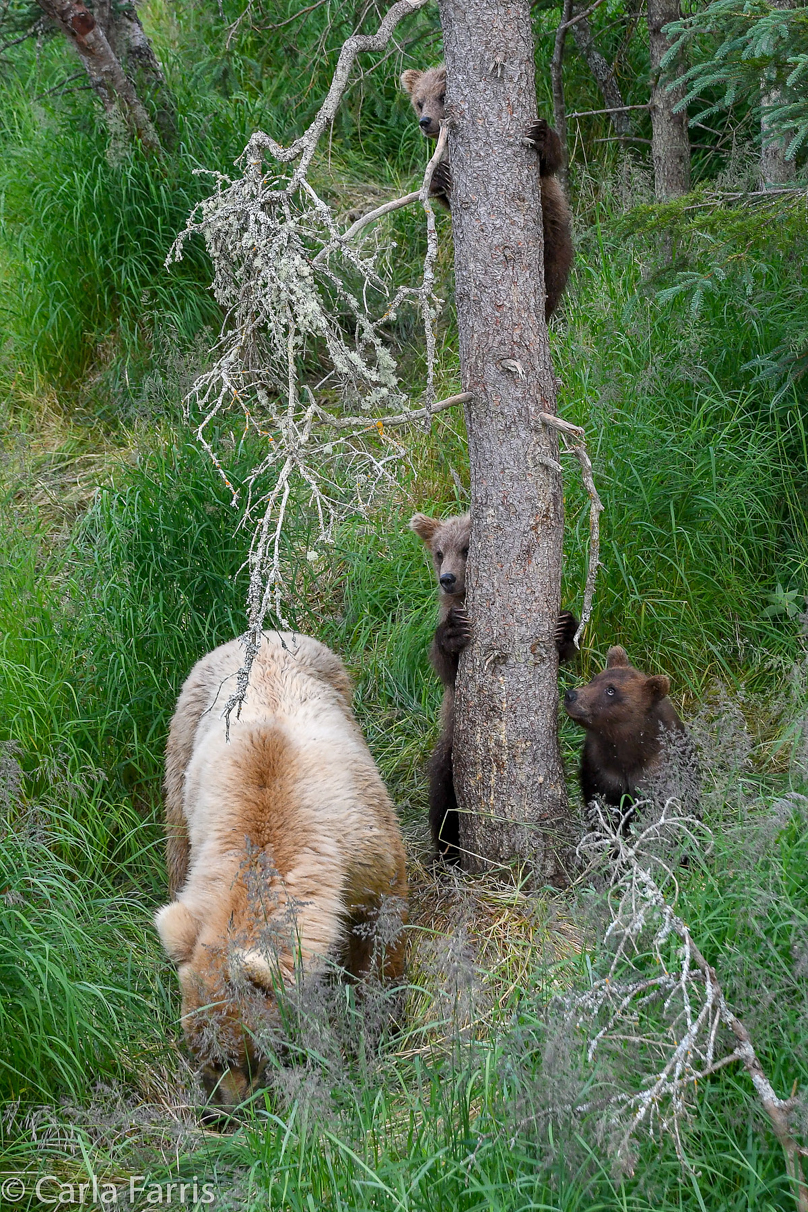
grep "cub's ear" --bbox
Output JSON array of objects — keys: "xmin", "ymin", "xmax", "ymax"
[
  {"xmin": 410, "ymin": 512, "xmax": 441, "ymax": 544},
  {"xmin": 645, "ymin": 674, "xmax": 670, "ymax": 700},
  {"xmin": 605, "ymin": 645, "xmax": 629, "ymax": 669},
  {"xmin": 155, "ymin": 902, "xmax": 199, "ymax": 965},
  {"xmin": 400, "ymin": 69, "xmax": 422, "ymax": 95},
  {"xmin": 233, "ymin": 949, "xmax": 286, "ymax": 992}
]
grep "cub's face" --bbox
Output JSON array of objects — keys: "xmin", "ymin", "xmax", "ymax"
[
  {"xmin": 410, "ymin": 511, "xmax": 470, "ymax": 600},
  {"xmin": 400, "ymin": 66, "xmax": 446, "ymax": 139},
  {"xmin": 564, "ymin": 646, "xmax": 670, "ymax": 740}
]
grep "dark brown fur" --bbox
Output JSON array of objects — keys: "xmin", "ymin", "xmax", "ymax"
[
  {"xmin": 564, "ymin": 645, "xmax": 699, "ymax": 827},
  {"xmin": 410, "ymin": 510, "xmax": 578, "ymax": 861},
  {"xmin": 400, "ymin": 65, "xmax": 574, "ymax": 320}
]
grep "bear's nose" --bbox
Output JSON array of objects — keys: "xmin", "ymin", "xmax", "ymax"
[
  {"xmin": 439, "ymin": 572, "xmax": 456, "ymax": 590},
  {"xmin": 419, "ymin": 116, "xmax": 432, "ymax": 129},
  {"xmin": 564, "ymin": 689, "xmax": 577, "ymax": 704}
]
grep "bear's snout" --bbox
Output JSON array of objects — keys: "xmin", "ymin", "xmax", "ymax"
[
  {"xmin": 439, "ymin": 572, "xmax": 456, "ymax": 590},
  {"xmin": 564, "ymin": 689, "xmax": 577, "ymax": 705},
  {"xmin": 419, "ymin": 115, "xmax": 432, "ymax": 129}
]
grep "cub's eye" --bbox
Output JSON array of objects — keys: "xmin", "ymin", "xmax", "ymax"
[
  {"xmin": 435, "ymin": 550, "xmax": 443, "ymax": 561},
  {"xmin": 438, "ymin": 93, "xmax": 445, "ymax": 104},
  {"xmin": 416, "ymin": 101, "xmax": 423, "ymax": 110},
  {"xmin": 605, "ymin": 686, "xmax": 616, "ymax": 697},
  {"xmin": 462, "ymin": 547, "xmax": 468, "ymax": 557}
]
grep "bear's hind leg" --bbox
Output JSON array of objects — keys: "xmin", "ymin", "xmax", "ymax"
[{"xmin": 428, "ymin": 733, "xmax": 460, "ymax": 863}]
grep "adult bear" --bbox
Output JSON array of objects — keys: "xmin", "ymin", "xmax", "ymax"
[
  {"xmin": 401, "ymin": 64, "xmax": 574, "ymax": 319},
  {"xmin": 155, "ymin": 631, "xmax": 407, "ymax": 1108}
]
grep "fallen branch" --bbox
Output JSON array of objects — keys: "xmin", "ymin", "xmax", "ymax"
[{"xmin": 555, "ymin": 805, "xmax": 808, "ymax": 1209}]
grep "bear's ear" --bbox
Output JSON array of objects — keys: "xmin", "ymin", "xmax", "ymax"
[
  {"xmin": 605, "ymin": 646, "xmax": 629, "ymax": 669},
  {"xmin": 645, "ymin": 674, "xmax": 670, "ymax": 701},
  {"xmin": 400, "ymin": 69, "xmax": 422, "ymax": 95},
  {"xmin": 155, "ymin": 901, "xmax": 199, "ymax": 965},
  {"xmin": 234, "ymin": 949, "xmax": 282, "ymax": 993},
  {"xmin": 410, "ymin": 512, "xmax": 441, "ymax": 544}
]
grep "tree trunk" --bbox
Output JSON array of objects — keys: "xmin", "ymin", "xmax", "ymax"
[
  {"xmin": 571, "ymin": 13, "xmax": 633, "ymax": 139},
  {"xmin": 648, "ymin": 0, "xmax": 690, "ymax": 199},
  {"xmin": 36, "ymin": 0, "xmax": 161, "ymax": 153},
  {"xmin": 760, "ymin": 0, "xmax": 795, "ymax": 187},
  {"xmin": 437, "ymin": 0, "xmax": 573, "ymax": 885}
]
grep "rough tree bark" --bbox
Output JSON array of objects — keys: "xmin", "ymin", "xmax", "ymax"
[
  {"xmin": 648, "ymin": 0, "xmax": 690, "ymax": 198},
  {"xmin": 571, "ymin": 12, "xmax": 633, "ymax": 139},
  {"xmin": 36, "ymin": 0, "xmax": 162, "ymax": 153},
  {"xmin": 760, "ymin": 0, "xmax": 795, "ymax": 187},
  {"xmin": 437, "ymin": 0, "xmax": 573, "ymax": 884}
]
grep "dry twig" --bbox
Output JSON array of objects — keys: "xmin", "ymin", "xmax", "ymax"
[{"xmin": 553, "ymin": 803, "xmax": 808, "ymax": 1208}]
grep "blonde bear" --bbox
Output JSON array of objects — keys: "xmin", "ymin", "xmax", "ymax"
[{"xmin": 155, "ymin": 631, "xmax": 407, "ymax": 1107}]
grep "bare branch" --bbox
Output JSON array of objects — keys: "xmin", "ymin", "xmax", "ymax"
[
  {"xmin": 568, "ymin": 103, "xmax": 651, "ymax": 118},
  {"xmin": 551, "ymin": 0, "xmax": 574, "ymax": 183},
  {"xmin": 340, "ymin": 189, "xmax": 422, "ymax": 243},
  {"xmin": 554, "ymin": 805, "xmax": 808, "ymax": 1207},
  {"xmin": 539, "ymin": 412, "xmax": 603, "ymax": 646},
  {"xmin": 241, "ymin": 0, "xmax": 432, "ymax": 188}
]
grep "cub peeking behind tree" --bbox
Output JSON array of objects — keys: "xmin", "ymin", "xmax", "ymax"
[
  {"xmin": 564, "ymin": 645, "xmax": 699, "ymax": 830},
  {"xmin": 155, "ymin": 631, "xmax": 407, "ymax": 1110},
  {"xmin": 400, "ymin": 64, "xmax": 574, "ymax": 320},
  {"xmin": 411, "ymin": 510, "xmax": 578, "ymax": 863}
]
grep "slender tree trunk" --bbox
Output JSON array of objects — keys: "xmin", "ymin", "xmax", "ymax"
[
  {"xmin": 760, "ymin": 0, "xmax": 795, "ymax": 187},
  {"xmin": 648, "ymin": 0, "xmax": 690, "ymax": 198},
  {"xmin": 571, "ymin": 13, "xmax": 633, "ymax": 138},
  {"xmin": 437, "ymin": 0, "xmax": 573, "ymax": 885},
  {"xmin": 36, "ymin": 0, "xmax": 162, "ymax": 153},
  {"xmin": 551, "ymin": 0, "xmax": 574, "ymax": 189}
]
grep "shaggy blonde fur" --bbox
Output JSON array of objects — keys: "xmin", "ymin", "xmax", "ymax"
[{"xmin": 155, "ymin": 631, "xmax": 407, "ymax": 1106}]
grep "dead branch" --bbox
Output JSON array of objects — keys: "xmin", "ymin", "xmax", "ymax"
[
  {"xmin": 539, "ymin": 412, "xmax": 603, "ymax": 646},
  {"xmin": 557, "ymin": 804, "xmax": 808, "ymax": 1208},
  {"xmin": 340, "ymin": 189, "xmax": 422, "ymax": 242},
  {"xmin": 241, "ymin": 0, "xmax": 432, "ymax": 188},
  {"xmin": 551, "ymin": 0, "xmax": 574, "ymax": 185},
  {"xmin": 313, "ymin": 392, "xmax": 472, "ymax": 431},
  {"xmin": 568, "ymin": 102, "xmax": 651, "ymax": 118},
  {"xmin": 557, "ymin": 0, "xmax": 607, "ymax": 33}
]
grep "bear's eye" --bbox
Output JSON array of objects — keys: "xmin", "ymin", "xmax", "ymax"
[
  {"xmin": 438, "ymin": 93, "xmax": 445, "ymax": 104},
  {"xmin": 416, "ymin": 101, "xmax": 423, "ymax": 110},
  {"xmin": 435, "ymin": 550, "xmax": 443, "ymax": 561},
  {"xmin": 605, "ymin": 685, "xmax": 616, "ymax": 697},
  {"xmin": 462, "ymin": 547, "xmax": 468, "ymax": 557}
]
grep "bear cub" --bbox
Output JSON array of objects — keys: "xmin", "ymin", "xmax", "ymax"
[
  {"xmin": 564, "ymin": 645, "xmax": 699, "ymax": 830},
  {"xmin": 400, "ymin": 65, "xmax": 574, "ymax": 320},
  {"xmin": 411, "ymin": 510, "xmax": 578, "ymax": 862}
]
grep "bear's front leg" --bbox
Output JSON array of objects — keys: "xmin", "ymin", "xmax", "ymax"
[
  {"xmin": 430, "ymin": 607, "xmax": 470, "ymax": 686},
  {"xmin": 428, "ymin": 160, "xmax": 453, "ymax": 208},
  {"xmin": 524, "ymin": 118, "xmax": 565, "ymax": 177}
]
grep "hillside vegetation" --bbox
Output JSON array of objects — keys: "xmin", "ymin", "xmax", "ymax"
[{"xmin": 0, "ymin": 0, "xmax": 807, "ymax": 1208}]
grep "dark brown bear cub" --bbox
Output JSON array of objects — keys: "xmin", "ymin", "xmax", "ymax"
[
  {"xmin": 411, "ymin": 510, "xmax": 578, "ymax": 862},
  {"xmin": 400, "ymin": 65, "xmax": 574, "ymax": 320},
  {"xmin": 564, "ymin": 646, "xmax": 699, "ymax": 829}
]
